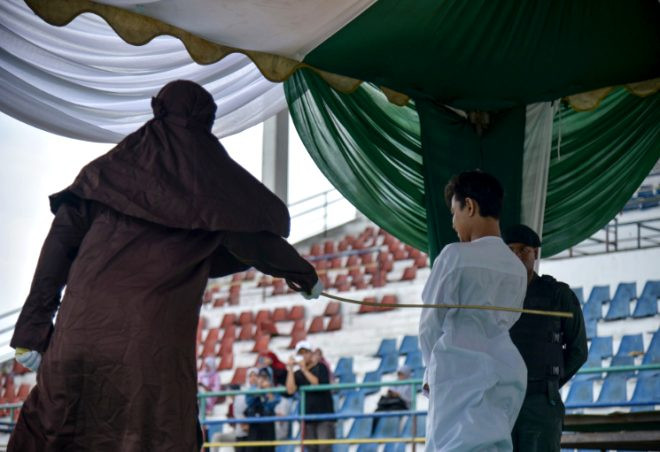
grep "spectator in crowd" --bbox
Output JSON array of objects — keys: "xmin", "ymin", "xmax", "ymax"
[
  {"xmin": 210, "ymin": 384, "xmax": 249, "ymax": 452},
  {"xmin": 286, "ymin": 341, "xmax": 335, "ymax": 452},
  {"xmin": 313, "ymin": 348, "xmax": 334, "ymax": 383},
  {"xmin": 372, "ymin": 365, "xmax": 412, "ymax": 432},
  {"xmin": 245, "ymin": 368, "xmax": 280, "ymax": 452},
  {"xmin": 198, "ymin": 357, "xmax": 221, "ymax": 415},
  {"xmin": 258, "ymin": 351, "xmax": 288, "ymax": 386}
]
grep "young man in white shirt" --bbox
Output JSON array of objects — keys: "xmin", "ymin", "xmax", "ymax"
[{"xmin": 420, "ymin": 170, "xmax": 528, "ymax": 451}]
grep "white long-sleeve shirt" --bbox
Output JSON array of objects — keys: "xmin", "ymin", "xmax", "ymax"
[{"xmin": 419, "ymin": 236, "xmax": 527, "ymax": 451}]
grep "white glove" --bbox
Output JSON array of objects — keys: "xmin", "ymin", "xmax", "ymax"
[
  {"xmin": 15, "ymin": 347, "xmax": 41, "ymax": 372},
  {"xmin": 302, "ymin": 279, "xmax": 324, "ymax": 300}
]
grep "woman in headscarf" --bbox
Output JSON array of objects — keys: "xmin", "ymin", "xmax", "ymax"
[
  {"xmin": 198, "ymin": 357, "xmax": 221, "ymax": 415},
  {"xmin": 258, "ymin": 350, "xmax": 287, "ymax": 386},
  {"xmin": 8, "ymin": 80, "xmax": 321, "ymax": 452}
]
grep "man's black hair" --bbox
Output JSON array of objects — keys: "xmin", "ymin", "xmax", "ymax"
[{"xmin": 444, "ymin": 170, "xmax": 503, "ymax": 219}]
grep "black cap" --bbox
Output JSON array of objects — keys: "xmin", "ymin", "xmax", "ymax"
[{"xmin": 502, "ymin": 224, "xmax": 541, "ymax": 248}]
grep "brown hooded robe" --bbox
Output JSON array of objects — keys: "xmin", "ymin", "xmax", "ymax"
[{"xmin": 9, "ymin": 81, "xmax": 318, "ymax": 452}]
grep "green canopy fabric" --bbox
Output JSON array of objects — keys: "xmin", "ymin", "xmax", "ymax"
[
  {"xmin": 285, "ymin": 68, "xmax": 660, "ymax": 258},
  {"xmin": 305, "ymin": 0, "xmax": 660, "ymax": 110}
]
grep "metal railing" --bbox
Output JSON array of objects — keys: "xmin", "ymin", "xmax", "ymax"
[
  {"xmin": 288, "ymin": 189, "xmax": 356, "ymax": 243},
  {"xmin": 549, "ymin": 217, "xmax": 660, "ymax": 259}
]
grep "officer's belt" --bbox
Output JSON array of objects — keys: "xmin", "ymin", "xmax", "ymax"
[{"xmin": 526, "ymin": 379, "xmax": 558, "ymax": 395}]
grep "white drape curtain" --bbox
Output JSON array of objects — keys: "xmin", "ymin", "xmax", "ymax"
[{"xmin": 0, "ymin": 0, "xmax": 286, "ymax": 142}]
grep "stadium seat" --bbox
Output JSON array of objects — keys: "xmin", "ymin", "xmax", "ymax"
[
  {"xmin": 256, "ymin": 320, "xmax": 278, "ymax": 337},
  {"xmin": 331, "ymin": 358, "xmax": 353, "ymax": 381},
  {"xmin": 288, "ymin": 305, "xmax": 305, "ymax": 321},
  {"xmin": 257, "ymin": 275, "xmax": 272, "ymax": 287},
  {"xmin": 308, "ymin": 316, "xmax": 325, "ymax": 334},
  {"xmin": 399, "ymin": 335, "xmax": 420, "ymax": 355},
  {"xmin": 359, "ymin": 296, "xmax": 378, "ymax": 314},
  {"xmin": 310, "ymin": 243, "xmax": 322, "ymax": 256},
  {"xmin": 370, "ymin": 272, "xmax": 387, "ymax": 288},
  {"xmin": 360, "ymin": 371, "xmax": 382, "ymax": 396},
  {"xmin": 381, "ymin": 294, "xmax": 398, "ymax": 311},
  {"xmin": 338, "ymin": 391, "xmax": 365, "ymax": 414},
  {"xmin": 326, "ymin": 315, "xmax": 343, "ymax": 332},
  {"xmin": 231, "ymin": 367, "xmax": 248, "ymax": 385},
  {"xmin": 630, "ymin": 376, "xmax": 660, "ymax": 411},
  {"xmin": 255, "ymin": 309, "xmax": 272, "ymax": 324},
  {"xmin": 222, "ymin": 325, "xmax": 236, "ymax": 342},
  {"xmin": 585, "ymin": 318, "xmax": 597, "ymax": 340},
  {"xmin": 573, "ymin": 355, "xmax": 602, "ymax": 382},
  {"xmin": 219, "ymin": 339, "xmax": 234, "ymax": 356},
  {"xmin": 361, "ymin": 253, "xmax": 374, "ymax": 266},
  {"xmin": 324, "ymin": 301, "xmax": 341, "ymax": 316},
  {"xmin": 289, "ymin": 319, "xmax": 305, "ymax": 336},
  {"xmin": 373, "ymin": 415, "xmax": 402, "ymax": 438},
  {"xmin": 632, "ymin": 280, "xmax": 660, "ymax": 318},
  {"xmin": 212, "ymin": 297, "xmax": 226, "ymax": 308},
  {"xmin": 377, "ymin": 353, "xmax": 399, "ymax": 374},
  {"xmin": 404, "ymin": 351, "xmax": 423, "ymax": 370},
  {"xmin": 583, "ymin": 286, "xmax": 609, "ymax": 321},
  {"xmin": 252, "ymin": 335, "xmax": 270, "ymax": 353},
  {"xmin": 331, "ymin": 257, "xmax": 344, "ymax": 269},
  {"xmin": 596, "ymin": 375, "xmax": 627, "ymax": 405},
  {"xmin": 272, "ymin": 307, "xmax": 288, "ymax": 322},
  {"xmin": 347, "ymin": 417, "xmax": 373, "ymax": 439},
  {"xmin": 565, "ymin": 380, "xmax": 594, "ymax": 406},
  {"xmin": 609, "ymin": 355, "xmax": 635, "ymax": 378},
  {"xmin": 401, "ymin": 414, "xmax": 426, "ymax": 437},
  {"xmin": 617, "ymin": 334, "xmax": 644, "ymax": 357},
  {"xmin": 400, "ymin": 266, "xmax": 417, "ymax": 281},
  {"xmin": 413, "ymin": 255, "xmax": 428, "ymax": 268},
  {"xmin": 200, "ymin": 328, "xmax": 219, "ymax": 358},
  {"xmin": 288, "ymin": 330, "xmax": 307, "ymax": 349},
  {"xmin": 352, "ymin": 272, "xmax": 368, "ymax": 289},
  {"xmin": 271, "ymin": 279, "xmax": 286, "ymax": 296},
  {"xmin": 238, "ymin": 311, "xmax": 254, "ymax": 325},
  {"xmin": 640, "ymin": 331, "xmax": 660, "ymax": 377},
  {"xmin": 605, "ymin": 282, "xmax": 636, "ymax": 320},
  {"xmin": 221, "ymin": 313, "xmax": 237, "ymax": 328},
  {"xmin": 218, "ymin": 353, "xmax": 234, "ymax": 371},
  {"xmin": 376, "ymin": 338, "xmax": 398, "ymax": 357},
  {"xmin": 572, "ymin": 287, "xmax": 585, "ymax": 305},
  {"xmin": 238, "ymin": 324, "xmax": 254, "ymax": 341},
  {"xmin": 588, "ymin": 336, "xmax": 613, "ymax": 360}
]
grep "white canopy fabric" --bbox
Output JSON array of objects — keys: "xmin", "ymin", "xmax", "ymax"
[{"xmin": 0, "ymin": 0, "xmax": 372, "ymax": 142}]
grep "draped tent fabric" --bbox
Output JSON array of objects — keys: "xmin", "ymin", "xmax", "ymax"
[
  {"xmin": 0, "ymin": 0, "xmax": 287, "ymax": 141},
  {"xmin": 542, "ymin": 89, "xmax": 660, "ymax": 257},
  {"xmin": 285, "ymin": 69, "xmax": 660, "ymax": 258}
]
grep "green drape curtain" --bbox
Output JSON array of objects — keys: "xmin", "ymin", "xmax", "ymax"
[
  {"xmin": 284, "ymin": 68, "xmax": 660, "ymax": 257},
  {"xmin": 542, "ymin": 89, "xmax": 660, "ymax": 256}
]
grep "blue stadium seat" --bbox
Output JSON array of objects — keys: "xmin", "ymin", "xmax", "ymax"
[
  {"xmin": 632, "ymin": 280, "xmax": 660, "ymax": 318},
  {"xmin": 334, "ymin": 418, "xmax": 374, "ymax": 452},
  {"xmin": 596, "ymin": 375, "xmax": 628, "ymax": 405},
  {"xmin": 404, "ymin": 350, "xmax": 423, "ymax": 370},
  {"xmin": 630, "ymin": 376, "xmax": 660, "ymax": 412},
  {"xmin": 338, "ymin": 391, "xmax": 364, "ymax": 414},
  {"xmin": 376, "ymin": 338, "xmax": 397, "ymax": 357},
  {"xmin": 583, "ymin": 287, "xmax": 610, "ymax": 322},
  {"xmin": 609, "ymin": 355, "xmax": 635, "ymax": 378},
  {"xmin": 573, "ymin": 356, "xmax": 602, "ymax": 381},
  {"xmin": 336, "ymin": 372, "xmax": 356, "ymax": 397},
  {"xmin": 384, "ymin": 443, "xmax": 405, "ymax": 452},
  {"xmin": 585, "ymin": 318, "xmax": 597, "ymax": 340},
  {"xmin": 360, "ymin": 370, "xmax": 382, "ymax": 395},
  {"xmin": 356, "ymin": 444, "xmax": 378, "ymax": 452},
  {"xmin": 572, "ymin": 287, "xmax": 585, "ymax": 305},
  {"xmin": 605, "ymin": 282, "xmax": 636, "ymax": 320},
  {"xmin": 335, "ymin": 357, "xmax": 354, "ymax": 377},
  {"xmin": 617, "ymin": 334, "xmax": 644, "ymax": 357},
  {"xmin": 565, "ymin": 380, "xmax": 594, "ymax": 406},
  {"xmin": 399, "ymin": 335, "xmax": 420, "ymax": 355},
  {"xmin": 401, "ymin": 414, "xmax": 426, "ymax": 437},
  {"xmin": 377, "ymin": 353, "xmax": 399, "ymax": 374},
  {"xmin": 373, "ymin": 415, "xmax": 402, "ymax": 438},
  {"xmin": 412, "ymin": 366, "xmax": 425, "ymax": 381},
  {"xmin": 640, "ymin": 331, "xmax": 660, "ymax": 377},
  {"xmin": 588, "ymin": 336, "xmax": 613, "ymax": 360}
]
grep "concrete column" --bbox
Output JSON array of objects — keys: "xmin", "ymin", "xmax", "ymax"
[{"xmin": 261, "ymin": 108, "xmax": 289, "ymax": 204}]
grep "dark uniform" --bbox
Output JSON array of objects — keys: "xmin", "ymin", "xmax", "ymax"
[{"xmin": 510, "ymin": 273, "xmax": 588, "ymax": 452}]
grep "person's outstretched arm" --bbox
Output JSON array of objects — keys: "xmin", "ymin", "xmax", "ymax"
[
  {"xmin": 217, "ymin": 231, "xmax": 319, "ymax": 294},
  {"xmin": 11, "ymin": 198, "xmax": 97, "ymax": 353}
]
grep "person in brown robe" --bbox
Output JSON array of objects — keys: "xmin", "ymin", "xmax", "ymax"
[{"xmin": 8, "ymin": 80, "xmax": 321, "ymax": 452}]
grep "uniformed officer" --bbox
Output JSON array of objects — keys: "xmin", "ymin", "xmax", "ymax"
[{"xmin": 503, "ymin": 224, "xmax": 588, "ymax": 452}]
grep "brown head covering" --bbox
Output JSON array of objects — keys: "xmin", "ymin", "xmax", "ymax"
[{"xmin": 50, "ymin": 80, "xmax": 290, "ymax": 236}]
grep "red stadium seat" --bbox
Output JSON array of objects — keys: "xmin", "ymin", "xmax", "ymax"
[
  {"xmin": 310, "ymin": 243, "xmax": 322, "ymax": 256},
  {"xmin": 221, "ymin": 313, "xmax": 237, "ymax": 328},
  {"xmin": 324, "ymin": 240, "xmax": 335, "ymax": 255},
  {"xmin": 359, "ymin": 296, "xmax": 378, "ymax": 314},
  {"xmin": 271, "ymin": 279, "xmax": 286, "ymax": 296},
  {"xmin": 334, "ymin": 274, "xmax": 349, "ymax": 289},
  {"xmin": 219, "ymin": 339, "xmax": 234, "ymax": 356},
  {"xmin": 232, "ymin": 273, "xmax": 244, "ymax": 283},
  {"xmin": 337, "ymin": 239, "xmax": 349, "ymax": 252},
  {"xmin": 257, "ymin": 275, "xmax": 272, "ymax": 287},
  {"xmin": 370, "ymin": 272, "xmax": 387, "ymax": 288},
  {"xmin": 323, "ymin": 301, "xmax": 341, "ymax": 316},
  {"xmin": 381, "ymin": 294, "xmax": 398, "ymax": 310},
  {"xmin": 414, "ymin": 255, "xmax": 428, "ymax": 268},
  {"xmin": 401, "ymin": 266, "xmax": 417, "ymax": 281},
  {"xmin": 238, "ymin": 324, "xmax": 255, "ymax": 341},
  {"xmin": 288, "ymin": 305, "xmax": 305, "ymax": 321},
  {"xmin": 288, "ymin": 330, "xmax": 307, "ymax": 349},
  {"xmin": 252, "ymin": 335, "xmax": 271, "ymax": 353},
  {"xmin": 352, "ymin": 273, "xmax": 368, "ymax": 290},
  {"xmin": 330, "ymin": 257, "xmax": 343, "ymax": 269},
  {"xmin": 231, "ymin": 367, "xmax": 248, "ymax": 385},
  {"xmin": 307, "ymin": 316, "xmax": 325, "ymax": 334},
  {"xmin": 256, "ymin": 310, "xmax": 272, "ymax": 325},
  {"xmin": 273, "ymin": 307, "xmax": 288, "ymax": 322},
  {"xmin": 360, "ymin": 253, "xmax": 374, "ymax": 266},
  {"xmin": 218, "ymin": 353, "xmax": 234, "ymax": 371},
  {"xmin": 15, "ymin": 384, "xmax": 30, "ymax": 402},
  {"xmin": 201, "ymin": 328, "xmax": 219, "ymax": 358},
  {"xmin": 222, "ymin": 325, "xmax": 236, "ymax": 342},
  {"xmin": 346, "ymin": 255, "xmax": 360, "ymax": 268},
  {"xmin": 212, "ymin": 297, "xmax": 226, "ymax": 308},
  {"xmin": 245, "ymin": 269, "xmax": 257, "ymax": 280},
  {"xmin": 257, "ymin": 320, "xmax": 279, "ymax": 337},
  {"xmin": 326, "ymin": 315, "xmax": 343, "ymax": 332},
  {"xmin": 238, "ymin": 311, "xmax": 254, "ymax": 325},
  {"xmin": 393, "ymin": 247, "xmax": 408, "ymax": 261}
]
